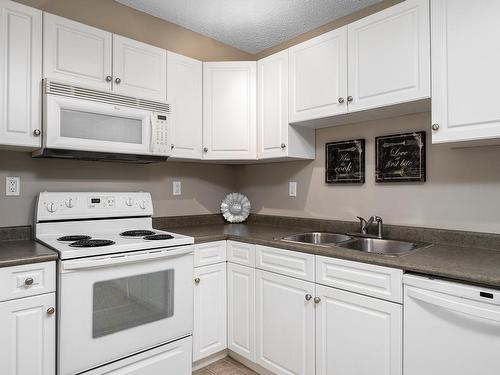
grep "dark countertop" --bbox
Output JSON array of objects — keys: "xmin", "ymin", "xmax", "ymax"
[
  {"xmin": 163, "ymin": 223, "xmax": 500, "ymax": 289},
  {"xmin": 0, "ymin": 240, "xmax": 58, "ymax": 268}
]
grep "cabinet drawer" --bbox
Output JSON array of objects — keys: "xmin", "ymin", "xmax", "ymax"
[
  {"xmin": 0, "ymin": 261, "xmax": 56, "ymax": 302},
  {"xmin": 255, "ymin": 245, "xmax": 314, "ymax": 281},
  {"xmin": 194, "ymin": 241, "xmax": 227, "ymax": 267},
  {"xmin": 227, "ymin": 241, "xmax": 255, "ymax": 267},
  {"xmin": 315, "ymin": 256, "xmax": 402, "ymax": 303}
]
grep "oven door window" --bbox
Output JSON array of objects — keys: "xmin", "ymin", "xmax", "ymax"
[{"xmin": 92, "ymin": 269, "xmax": 174, "ymax": 338}]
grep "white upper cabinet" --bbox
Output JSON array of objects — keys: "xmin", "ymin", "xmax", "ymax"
[
  {"xmin": 112, "ymin": 34, "xmax": 167, "ymax": 102},
  {"xmin": 0, "ymin": 0, "xmax": 42, "ymax": 150},
  {"xmin": 347, "ymin": 0, "xmax": 430, "ymax": 112},
  {"xmin": 258, "ymin": 50, "xmax": 315, "ymax": 160},
  {"xmin": 203, "ymin": 61, "xmax": 257, "ymax": 160},
  {"xmin": 289, "ymin": 27, "xmax": 348, "ymax": 123},
  {"xmin": 431, "ymin": 0, "xmax": 500, "ymax": 144},
  {"xmin": 167, "ymin": 51, "xmax": 202, "ymax": 159},
  {"xmin": 43, "ymin": 13, "xmax": 112, "ymax": 90}
]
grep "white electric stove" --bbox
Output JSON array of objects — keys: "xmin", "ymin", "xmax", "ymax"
[{"xmin": 34, "ymin": 192, "xmax": 194, "ymax": 375}]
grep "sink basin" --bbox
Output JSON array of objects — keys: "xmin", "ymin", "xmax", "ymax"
[
  {"xmin": 337, "ymin": 237, "xmax": 422, "ymax": 256},
  {"xmin": 282, "ymin": 232, "xmax": 352, "ymax": 245}
]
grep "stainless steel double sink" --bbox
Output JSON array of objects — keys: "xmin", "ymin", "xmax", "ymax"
[{"xmin": 281, "ymin": 232, "xmax": 428, "ymax": 256}]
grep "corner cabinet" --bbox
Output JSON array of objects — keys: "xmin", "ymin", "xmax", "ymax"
[
  {"xmin": 167, "ymin": 51, "xmax": 203, "ymax": 159},
  {"xmin": 203, "ymin": 61, "xmax": 257, "ymax": 160},
  {"xmin": 0, "ymin": 0, "xmax": 42, "ymax": 150},
  {"xmin": 431, "ymin": 0, "xmax": 500, "ymax": 145},
  {"xmin": 257, "ymin": 50, "xmax": 315, "ymax": 160}
]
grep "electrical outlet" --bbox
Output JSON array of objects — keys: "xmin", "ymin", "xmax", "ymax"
[
  {"xmin": 173, "ymin": 181, "xmax": 182, "ymax": 196},
  {"xmin": 6, "ymin": 177, "xmax": 20, "ymax": 196},
  {"xmin": 289, "ymin": 181, "xmax": 297, "ymax": 197}
]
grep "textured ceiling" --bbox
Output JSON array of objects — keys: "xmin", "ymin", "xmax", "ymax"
[{"xmin": 115, "ymin": 0, "xmax": 382, "ymax": 54}]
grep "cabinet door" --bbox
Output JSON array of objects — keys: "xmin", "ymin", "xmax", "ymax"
[
  {"xmin": 256, "ymin": 270, "xmax": 315, "ymax": 375},
  {"xmin": 431, "ymin": 0, "xmax": 500, "ymax": 144},
  {"xmin": 0, "ymin": 0, "xmax": 41, "ymax": 149},
  {"xmin": 347, "ymin": 0, "xmax": 430, "ymax": 113},
  {"xmin": 193, "ymin": 263, "xmax": 227, "ymax": 362},
  {"xmin": 43, "ymin": 13, "xmax": 112, "ymax": 90},
  {"xmin": 0, "ymin": 293, "xmax": 56, "ymax": 375},
  {"xmin": 258, "ymin": 50, "xmax": 289, "ymax": 159},
  {"xmin": 315, "ymin": 285, "xmax": 402, "ymax": 375},
  {"xmin": 167, "ymin": 51, "xmax": 202, "ymax": 159},
  {"xmin": 289, "ymin": 28, "xmax": 347, "ymax": 123},
  {"xmin": 227, "ymin": 263, "xmax": 255, "ymax": 362},
  {"xmin": 203, "ymin": 61, "xmax": 257, "ymax": 160},
  {"xmin": 112, "ymin": 35, "xmax": 167, "ymax": 102}
]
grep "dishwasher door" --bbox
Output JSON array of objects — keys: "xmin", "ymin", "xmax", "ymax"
[{"xmin": 404, "ymin": 275, "xmax": 500, "ymax": 375}]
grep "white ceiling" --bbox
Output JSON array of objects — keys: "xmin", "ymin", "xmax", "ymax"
[{"xmin": 115, "ymin": 0, "xmax": 382, "ymax": 54}]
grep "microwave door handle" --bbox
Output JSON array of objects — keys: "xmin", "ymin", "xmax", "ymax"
[
  {"xmin": 407, "ymin": 287, "xmax": 500, "ymax": 323},
  {"xmin": 62, "ymin": 246, "xmax": 193, "ymax": 271}
]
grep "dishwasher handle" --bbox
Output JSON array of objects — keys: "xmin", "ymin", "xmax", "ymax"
[{"xmin": 407, "ymin": 287, "xmax": 500, "ymax": 323}]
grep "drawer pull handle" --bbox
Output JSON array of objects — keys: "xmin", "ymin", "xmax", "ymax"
[
  {"xmin": 47, "ymin": 307, "xmax": 55, "ymax": 315},
  {"xmin": 24, "ymin": 277, "xmax": 34, "ymax": 286}
]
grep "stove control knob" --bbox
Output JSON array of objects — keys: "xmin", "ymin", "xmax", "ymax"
[
  {"xmin": 125, "ymin": 198, "xmax": 134, "ymax": 207},
  {"xmin": 65, "ymin": 198, "xmax": 74, "ymax": 208},
  {"xmin": 139, "ymin": 200, "xmax": 147, "ymax": 210},
  {"xmin": 46, "ymin": 202, "xmax": 57, "ymax": 213}
]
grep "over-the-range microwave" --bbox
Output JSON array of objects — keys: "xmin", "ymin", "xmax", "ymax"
[{"xmin": 33, "ymin": 79, "xmax": 171, "ymax": 163}]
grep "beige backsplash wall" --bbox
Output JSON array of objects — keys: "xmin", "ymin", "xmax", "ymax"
[
  {"xmin": 235, "ymin": 112, "xmax": 500, "ymax": 234},
  {"xmin": 0, "ymin": 151, "xmax": 236, "ymax": 227}
]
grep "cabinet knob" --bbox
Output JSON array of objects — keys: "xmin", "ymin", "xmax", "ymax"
[
  {"xmin": 24, "ymin": 277, "xmax": 34, "ymax": 286},
  {"xmin": 280, "ymin": 143, "xmax": 286, "ymax": 149},
  {"xmin": 115, "ymin": 78, "xmax": 121, "ymax": 84},
  {"xmin": 337, "ymin": 97, "xmax": 345, "ymax": 104},
  {"xmin": 171, "ymin": 144, "xmax": 175, "ymax": 150},
  {"xmin": 194, "ymin": 277, "xmax": 200, "ymax": 284},
  {"xmin": 47, "ymin": 307, "xmax": 55, "ymax": 315},
  {"xmin": 105, "ymin": 75, "xmax": 112, "ymax": 82},
  {"xmin": 314, "ymin": 297, "xmax": 321, "ymax": 304},
  {"xmin": 305, "ymin": 294, "xmax": 312, "ymax": 301},
  {"xmin": 431, "ymin": 123, "xmax": 440, "ymax": 131},
  {"xmin": 347, "ymin": 96, "xmax": 353, "ymax": 102},
  {"xmin": 33, "ymin": 129, "xmax": 41, "ymax": 137},
  {"xmin": 203, "ymin": 147, "xmax": 208, "ymax": 153}
]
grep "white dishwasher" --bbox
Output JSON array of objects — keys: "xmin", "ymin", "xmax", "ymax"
[{"xmin": 404, "ymin": 274, "xmax": 500, "ymax": 375}]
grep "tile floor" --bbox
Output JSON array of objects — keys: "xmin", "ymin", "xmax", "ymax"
[{"xmin": 193, "ymin": 357, "xmax": 258, "ymax": 375}]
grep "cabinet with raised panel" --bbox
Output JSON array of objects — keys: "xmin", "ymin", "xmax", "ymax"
[{"xmin": 0, "ymin": 0, "xmax": 42, "ymax": 150}]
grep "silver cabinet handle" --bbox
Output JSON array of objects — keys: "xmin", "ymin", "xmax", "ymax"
[
  {"xmin": 347, "ymin": 96, "xmax": 353, "ymax": 102},
  {"xmin": 280, "ymin": 143, "xmax": 286, "ymax": 149},
  {"xmin": 171, "ymin": 144, "xmax": 175, "ymax": 150},
  {"xmin": 24, "ymin": 277, "xmax": 34, "ymax": 286},
  {"xmin": 431, "ymin": 123, "xmax": 440, "ymax": 131},
  {"xmin": 33, "ymin": 129, "xmax": 41, "ymax": 137},
  {"xmin": 115, "ymin": 78, "xmax": 121, "ymax": 84},
  {"xmin": 203, "ymin": 147, "xmax": 208, "ymax": 153},
  {"xmin": 314, "ymin": 297, "xmax": 321, "ymax": 304},
  {"xmin": 305, "ymin": 294, "xmax": 312, "ymax": 301},
  {"xmin": 47, "ymin": 307, "xmax": 55, "ymax": 315},
  {"xmin": 337, "ymin": 97, "xmax": 345, "ymax": 104},
  {"xmin": 105, "ymin": 75, "xmax": 112, "ymax": 82},
  {"xmin": 194, "ymin": 277, "xmax": 200, "ymax": 284}
]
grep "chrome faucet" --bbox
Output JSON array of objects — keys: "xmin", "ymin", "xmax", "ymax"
[{"xmin": 356, "ymin": 216, "xmax": 384, "ymax": 239}]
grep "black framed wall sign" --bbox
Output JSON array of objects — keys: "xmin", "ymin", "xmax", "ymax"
[
  {"xmin": 325, "ymin": 139, "xmax": 365, "ymax": 184},
  {"xmin": 375, "ymin": 131, "xmax": 426, "ymax": 183}
]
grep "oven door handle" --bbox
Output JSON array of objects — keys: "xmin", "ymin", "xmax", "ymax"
[{"xmin": 62, "ymin": 246, "xmax": 193, "ymax": 271}]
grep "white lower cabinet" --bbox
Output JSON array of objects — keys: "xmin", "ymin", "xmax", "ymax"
[
  {"xmin": 315, "ymin": 285, "xmax": 402, "ymax": 375},
  {"xmin": 227, "ymin": 262, "xmax": 256, "ymax": 362},
  {"xmin": 255, "ymin": 269, "xmax": 315, "ymax": 375},
  {"xmin": 193, "ymin": 262, "xmax": 227, "ymax": 362},
  {"xmin": 0, "ymin": 292, "xmax": 56, "ymax": 375}
]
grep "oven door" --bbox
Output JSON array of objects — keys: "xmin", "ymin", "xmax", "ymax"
[
  {"xmin": 44, "ymin": 94, "xmax": 153, "ymax": 155},
  {"xmin": 58, "ymin": 246, "xmax": 193, "ymax": 375}
]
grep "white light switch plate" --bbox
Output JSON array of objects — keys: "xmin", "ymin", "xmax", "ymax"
[
  {"xmin": 173, "ymin": 181, "xmax": 182, "ymax": 196},
  {"xmin": 289, "ymin": 181, "xmax": 297, "ymax": 197},
  {"xmin": 6, "ymin": 177, "xmax": 20, "ymax": 196}
]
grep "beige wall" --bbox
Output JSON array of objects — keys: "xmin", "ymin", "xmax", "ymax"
[
  {"xmin": 236, "ymin": 112, "xmax": 500, "ymax": 234},
  {"xmin": 15, "ymin": 0, "xmax": 253, "ymax": 61},
  {"xmin": 0, "ymin": 151, "xmax": 236, "ymax": 227}
]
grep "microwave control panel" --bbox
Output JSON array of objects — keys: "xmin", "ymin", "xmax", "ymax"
[{"xmin": 152, "ymin": 113, "xmax": 169, "ymax": 155}]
